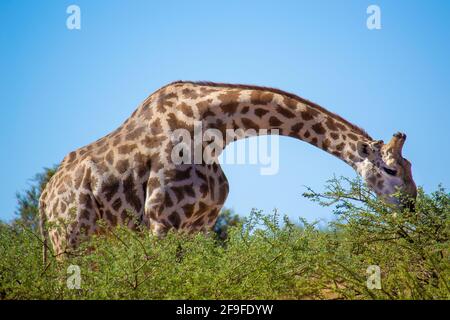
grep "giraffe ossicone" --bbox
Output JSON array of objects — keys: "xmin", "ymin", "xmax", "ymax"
[{"xmin": 39, "ymin": 81, "xmax": 417, "ymax": 259}]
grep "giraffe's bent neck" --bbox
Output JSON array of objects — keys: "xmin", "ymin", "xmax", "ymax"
[{"xmin": 178, "ymin": 82, "xmax": 374, "ymax": 169}]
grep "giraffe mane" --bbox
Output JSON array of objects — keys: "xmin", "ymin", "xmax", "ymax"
[{"xmin": 169, "ymin": 80, "xmax": 373, "ymax": 140}]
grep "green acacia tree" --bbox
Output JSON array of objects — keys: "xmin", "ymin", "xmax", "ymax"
[{"xmin": 13, "ymin": 166, "xmax": 57, "ymax": 231}]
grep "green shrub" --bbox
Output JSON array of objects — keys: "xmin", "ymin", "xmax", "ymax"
[{"xmin": 0, "ymin": 177, "xmax": 448, "ymax": 300}]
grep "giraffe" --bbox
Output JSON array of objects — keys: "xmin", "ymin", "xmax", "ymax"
[{"xmin": 39, "ymin": 81, "xmax": 417, "ymax": 260}]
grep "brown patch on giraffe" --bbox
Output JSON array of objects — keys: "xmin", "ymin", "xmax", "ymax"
[
  {"xmin": 97, "ymin": 144, "xmax": 109, "ymax": 154},
  {"xmin": 105, "ymin": 209, "xmax": 117, "ymax": 226},
  {"xmin": 300, "ymin": 109, "xmax": 315, "ymax": 121},
  {"xmin": 283, "ymin": 97, "xmax": 298, "ymax": 110},
  {"xmin": 167, "ymin": 113, "xmax": 194, "ymax": 134},
  {"xmin": 311, "ymin": 137, "xmax": 318, "ymax": 145},
  {"xmin": 134, "ymin": 153, "xmax": 151, "ymax": 178},
  {"xmin": 179, "ymin": 102, "xmax": 194, "ymax": 117},
  {"xmin": 195, "ymin": 202, "xmax": 209, "ymax": 217},
  {"xmin": 112, "ymin": 198, "xmax": 122, "ymax": 211},
  {"xmin": 346, "ymin": 152, "xmax": 356, "ymax": 161},
  {"xmin": 141, "ymin": 135, "xmax": 165, "ymax": 149},
  {"xmin": 60, "ymin": 202, "xmax": 67, "ymax": 213},
  {"xmin": 199, "ymin": 184, "xmax": 208, "ymax": 197},
  {"xmin": 269, "ymin": 116, "xmax": 282, "ymax": 127},
  {"xmin": 347, "ymin": 133, "xmax": 358, "ymax": 141},
  {"xmin": 220, "ymin": 102, "xmax": 239, "ymax": 116},
  {"xmin": 148, "ymin": 212, "xmax": 159, "ymax": 225},
  {"xmin": 349, "ymin": 143, "xmax": 356, "ymax": 151},
  {"xmin": 208, "ymin": 174, "xmax": 215, "ymax": 187},
  {"xmin": 195, "ymin": 169, "xmax": 208, "ymax": 182},
  {"xmin": 168, "ymin": 212, "xmax": 181, "ymax": 228},
  {"xmin": 311, "ymin": 123, "xmax": 326, "ymax": 135},
  {"xmin": 336, "ymin": 142, "xmax": 345, "ymax": 151},
  {"xmin": 203, "ymin": 109, "xmax": 216, "ymax": 118},
  {"xmin": 332, "ymin": 151, "xmax": 342, "ymax": 158},
  {"xmin": 174, "ymin": 167, "xmax": 192, "ymax": 181},
  {"xmin": 156, "ymin": 92, "xmax": 178, "ymax": 113},
  {"xmin": 183, "ymin": 184, "xmax": 196, "ymax": 198},
  {"xmin": 123, "ymin": 174, "xmax": 142, "ymax": 212},
  {"xmin": 57, "ymin": 184, "xmax": 67, "ymax": 195},
  {"xmin": 255, "ymin": 108, "xmax": 269, "ymax": 118},
  {"xmin": 181, "ymin": 88, "xmax": 199, "ymax": 99},
  {"xmin": 112, "ymin": 136, "xmax": 122, "ymax": 147},
  {"xmin": 196, "ymin": 99, "xmax": 213, "ymax": 111},
  {"xmin": 116, "ymin": 159, "xmax": 129, "ymax": 174},
  {"xmin": 330, "ymin": 132, "xmax": 339, "ymax": 140},
  {"xmin": 325, "ymin": 117, "xmax": 338, "ymax": 131},
  {"xmin": 218, "ymin": 185, "xmax": 228, "ymax": 203},
  {"xmin": 67, "ymin": 151, "xmax": 76, "ymax": 163},
  {"xmin": 208, "ymin": 208, "xmax": 219, "ymax": 219},
  {"xmin": 126, "ymin": 127, "xmax": 146, "ymax": 141},
  {"xmin": 125, "ymin": 120, "xmax": 136, "ymax": 132},
  {"xmin": 250, "ymin": 90, "xmax": 274, "ymax": 105},
  {"xmin": 120, "ymin": 210, "xmax": 132, "ymax": 224},
  {"xmin": 163, "ymin": 193, "xmax": 173, "ymax": 208},
  {"xmin": 241, "ymin": 106, "xmax": 250, "ymax": 114},
  {"xmin": 182, "ymin": 203, "xmax": 195, "ymax": 218},
  {"xmin": 276, "ymin": 105, "xmax": 296, "ymax": 119},
  {"xmin": 172, "ymin": 186, "xmax": 184, "ymax": 202},
  {"xmin": 218, "ymin": 90, "xmax": 240, "ymax": 116},
  {"xmin": 336, "ymin": 122, "xmax": 347, "ymax": 131},
  {"xmin": 141, "ymin": 106, "xmax": 154, "ymax": 120},
  {"xmin": 291, "ymin": 122, "xmax": 304, "ymax": 133},
  {"xmin": 241, "ymin": 118, "xmax": 260, "ymax": 131},
  {"xmin": 118, "ymin": 144, "xmax": 137, "ymax": 154},
  {"xmin": 304, "ymin": 130, "xmax": 311, "ymax": 138},
  {"xmin": 78, "ymin": 193, "xmax": 92, "ymax": 209},
  {"xmin": 102, "ymin": 175, "xmax": 120, "ymax": 202}
]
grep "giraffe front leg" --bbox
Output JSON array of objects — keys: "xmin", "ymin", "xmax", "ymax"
[
  {"xmin": 142, "ymin": 168, "xmax": 174, "ymax": 237},
  {"xmin": 143, "ymin": 193, "xmax": 170, "ymax": 238}
]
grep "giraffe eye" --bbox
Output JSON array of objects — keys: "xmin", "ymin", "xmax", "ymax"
[{"xmin": 383, "ymin": 167, "xmax": 397, "ymax": 176}]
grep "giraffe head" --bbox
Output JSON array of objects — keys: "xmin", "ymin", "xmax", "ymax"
[{"xmin": 356, "ymin": 132, "xmax": 417, "ymax": 209}]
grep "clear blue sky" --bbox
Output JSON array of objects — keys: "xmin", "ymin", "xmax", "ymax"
[{"xmin": 1, "ymin": 0, "xmax": 449, "ymax": 223}]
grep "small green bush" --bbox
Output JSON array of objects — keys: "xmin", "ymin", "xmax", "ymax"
[{"xmin": 0, "ymin": 177, "xmax": 448, "ymax": 300}]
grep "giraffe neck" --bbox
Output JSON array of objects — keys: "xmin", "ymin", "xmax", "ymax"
[{"xmin": 194, "ymin": 82, "xmax": 373, "ymax": 169}]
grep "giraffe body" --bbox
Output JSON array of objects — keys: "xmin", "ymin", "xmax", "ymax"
[{"xmin": 40, "ymin": 81, "xmax": 416, "ymax": 256}]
